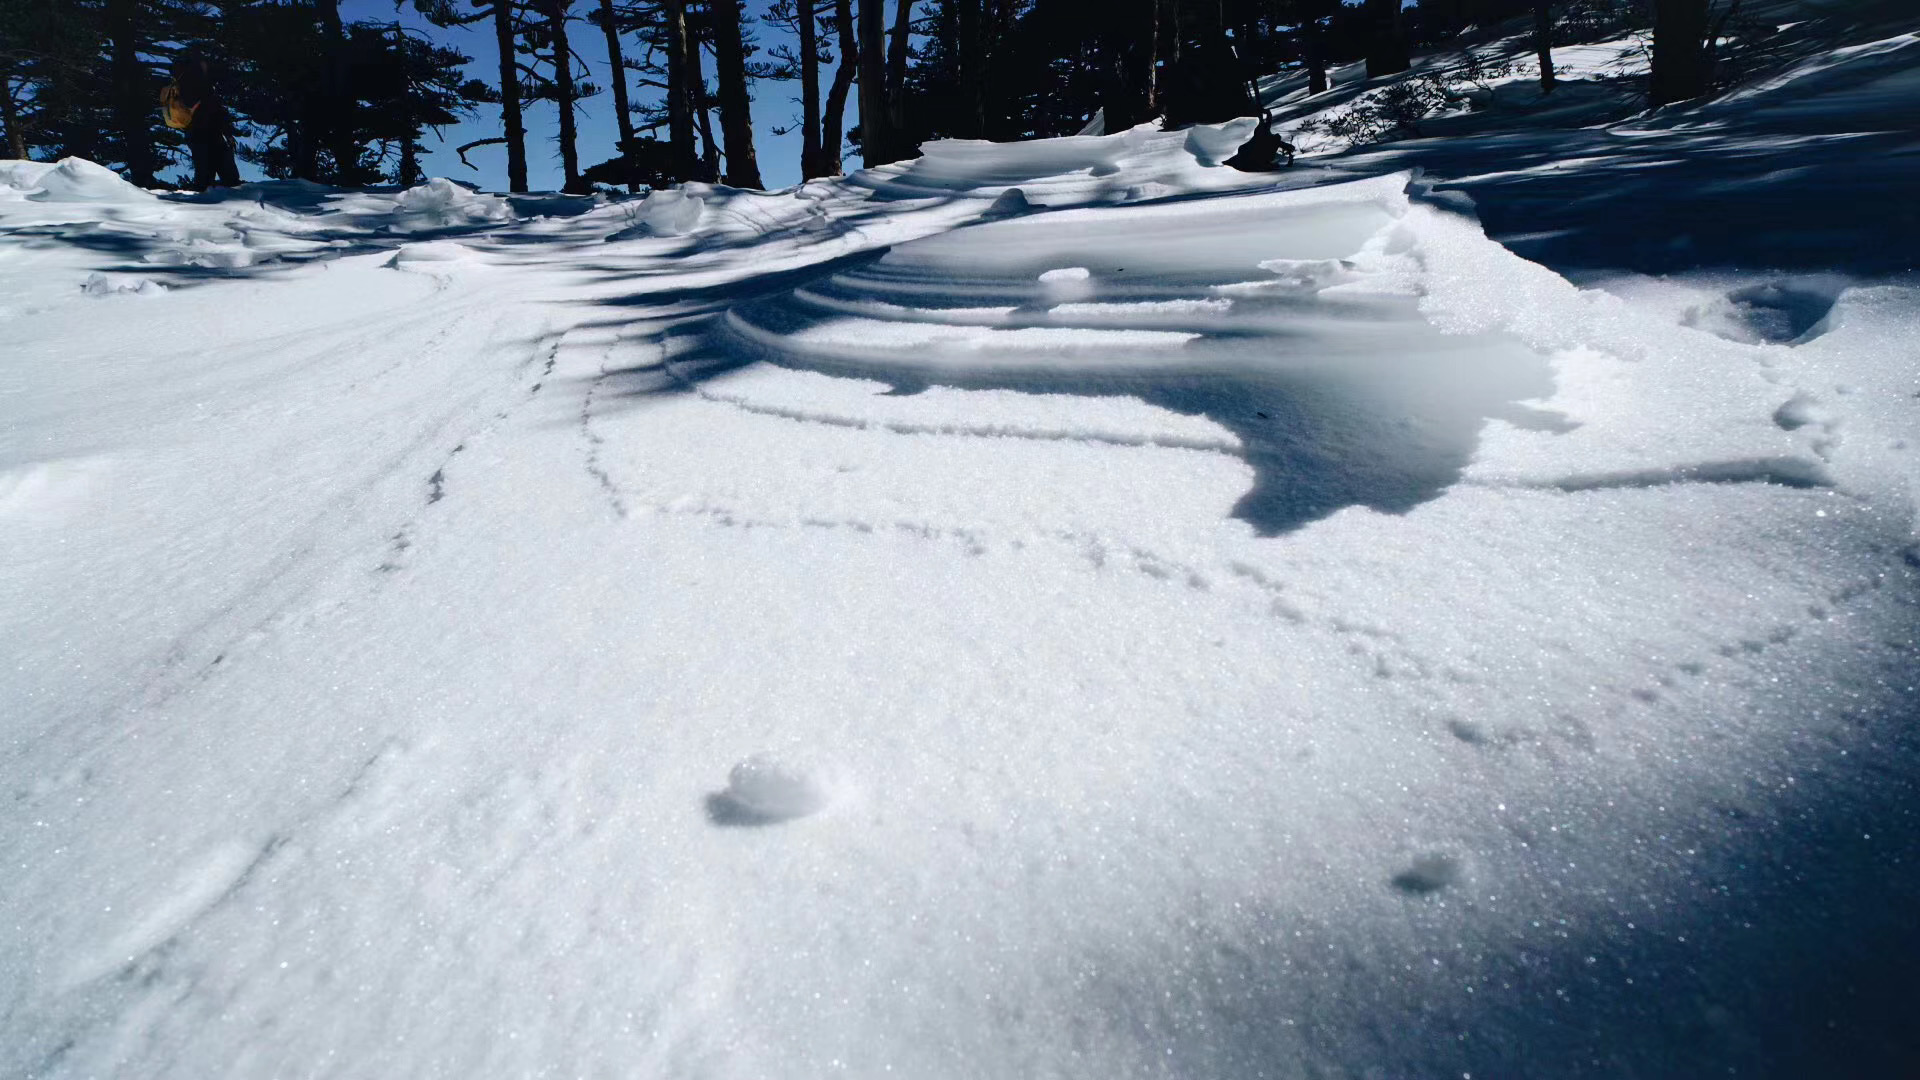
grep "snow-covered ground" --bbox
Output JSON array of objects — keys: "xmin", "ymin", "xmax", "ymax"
[{"xmin": 4, "ymin": 18, "xmax": 1919, "ymax": 1080}]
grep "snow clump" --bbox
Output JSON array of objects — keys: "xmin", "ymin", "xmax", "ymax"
[
  {"xmin": 390, "ymin": 178, "xmax": 514, "ymax": 230},
  {"xmin": 707, "ymin": 753, "xmax": 837, "ymax": 825},
  {"xmin": 636, "ymin": 188, "xmax": 705, "ymax": 236}
]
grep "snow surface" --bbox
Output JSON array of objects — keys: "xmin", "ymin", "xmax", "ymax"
[{"xmin": 4, "ymin": 27, "xmax": 1919, "ymax": 1079}]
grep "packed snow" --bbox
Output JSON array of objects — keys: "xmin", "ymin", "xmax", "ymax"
[{"xmin": 3, "ymin": 19, "xmax": 1918, "ymax": 1080}]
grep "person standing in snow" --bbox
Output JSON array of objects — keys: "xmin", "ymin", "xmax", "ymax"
[{"xmin": 161, "ymin": 55, "xmax": 240, "ymax": 192}]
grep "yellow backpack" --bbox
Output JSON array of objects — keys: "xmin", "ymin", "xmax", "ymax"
[{"xmin": 159, "ymin": 83, "xmax": 197, "ymax": 130}]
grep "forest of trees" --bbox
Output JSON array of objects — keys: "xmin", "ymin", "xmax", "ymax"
[{"xmin": 0, "ymin": 0, "xmax": 1735, "ymax": 192}]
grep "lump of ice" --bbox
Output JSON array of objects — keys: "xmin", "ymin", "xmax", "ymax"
[{"xmin": 706, "ymin": 753, "xmax": 835, "ymax": 826}]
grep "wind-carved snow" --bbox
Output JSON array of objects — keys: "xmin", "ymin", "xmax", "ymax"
[
  {"xmin": 688, "ymin": 176, "xmax": 1556, "ymax": 536},
  {"xmin": 4, "ymin": 51, "xmax": 1920, "ymax": 1079}
]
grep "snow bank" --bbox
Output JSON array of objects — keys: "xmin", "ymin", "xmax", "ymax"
[{"xmin": 24, "ymin": 157, "xmax": 156, "ymax": 203}]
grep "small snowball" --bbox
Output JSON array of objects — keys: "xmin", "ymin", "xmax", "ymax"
[
  {"xmin": 707, "ymin": 753, "xmax": 833, "ymax": 825},
  {"xmin": 1038, "ymin": 266, "xmax": 1091, "ymax": 283},
  {"xmin": 1771, "ymin": 393, "xmax": 1823, "ymax": 431},
  {"xmin": 983, "ymin": 187, "xmax": 1032, "ymax": 217},
  {"xmin": 1392, "ymin": 851, "xmax": 1465, "ymax": 895}
]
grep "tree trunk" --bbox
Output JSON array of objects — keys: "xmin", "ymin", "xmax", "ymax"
[
  {"xmin": 796, "ymin": 0, "xmax": 823, "ymax": 176},
  {"xmin": 1363, "ymin": 0, "xmax": 1409, "ymax": 78},
  {"xmin": 1, "ymin": 73, "xmax": 27, "ymax": 160},
  {"xmin": 688, "ymin": 41, "xmax": 722, "ymax": 180},
  {"xmin": 817, "ymin": 0, "xmax": 857, "ymax": 176},
  {"xmin": 856, "ymin": 0, "xmax": 890, "ymax": 164},
  {"xmin": 597, "ymin": 0, "xmax": 638, "ymax": 190},
  {"xmin": 1302, "ymin": 16, "xmax": 1328, "ymax": 95},
  {"xmin": 492, "ymin": 0, "xmax": 530, "ymax": 192},
  {"xmin": 400, "ymin": 131, "xmax": 420, "ymax": 185},
  {"xmin": 955, "ymin": 0, "xmax": 983, "ymax": 138},
  {"xmin": 1146, "ymin": 0, "xmax": 1160, "ymax": 115},
  {"xmin": 319, "ymin": 0, "xmax": 361, "ymax": 183},
  {"xmin": 105, "ymin": 0, "xmax": 156, "ymax": 187},
  {"xmin": 709, "ymin": 0, "xmax": 764, "ymax": 187},
  {"xmin": 663, "ymin": 0, "xmax": 699, "ymax": 180},
  {"xmin": 1535, "ymin": 1, "xmax": 1555, "ymax": 93},
  {"xmin": 1649, "ymin": 0, "xmax": 1710, "ymax": 106},
  {"xmin": 884, "ymin": 0, "xmax": 912, "ymax": 150},
  {"xmin": 547, "ymin": 0, "xmax": 584, "ymax": 191}
]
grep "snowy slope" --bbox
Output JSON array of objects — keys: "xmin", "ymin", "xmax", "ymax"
[
  {"xmin": 4, "ymin": 40, "xmax": 1919, "ymax": 1080},
  {"xmin": 1258, "ymin": 1, "xmax": 1920, "ymax": 275}
]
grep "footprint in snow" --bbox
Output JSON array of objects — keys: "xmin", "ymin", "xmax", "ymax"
[{"xmin": 706, "ymin": 753, "xmax": 838, "ymax": 826}]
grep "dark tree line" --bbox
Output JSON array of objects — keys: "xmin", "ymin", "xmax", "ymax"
[
  {"xmin": 2, "ymin": 0, "xmax": 489, "ymax": 187},
  {"xmin": 0, "ymin": 0, "xmax": 1747, "ymax": 193}
]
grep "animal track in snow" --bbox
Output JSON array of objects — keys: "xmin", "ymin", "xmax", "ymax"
[
  {"xmin": 1542, "ymin": 456, "xmax": 1832, "ymax": 493},
  {"xmin": 1772, "ymin": 392, "xmax": 1844, "ymax": 460}
]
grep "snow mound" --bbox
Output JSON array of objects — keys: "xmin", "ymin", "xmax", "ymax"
[
  {"xmin": 982, "ymin": 186, "xmax": 1033, "ymax": 217},
  {"xmin": 383, "ymin": 240, "xmax": 489, "ymax": 274},
  {"xmin": 24, "ymin": 158, "xmax": 154, "ymax": 203},
  {"xmin": 390, "ymin": 178, "xmax": 514, "ymax": 229},
  {"xmin": 1183, "ymin": 118, "xmax": 1259, "ymax": 166},
  {"xmin": 0, "ymin": 160, "xmax": 59, "ymax": 196},
  {"xmin": 633, "ymin": 188, "xmax": 706, "ymax": 236}
]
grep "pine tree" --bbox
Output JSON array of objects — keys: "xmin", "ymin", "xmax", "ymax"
[
  {"xmin": 0, "ymin": 0, "xmax": 104, "ymax": 161},
  {"xmin": 2, "ymin": 0, "xmax": 206, "ymax": 183}
]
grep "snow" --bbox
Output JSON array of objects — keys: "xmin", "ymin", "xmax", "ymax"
[{"xmin": 3, "ymin": 21, "xmax": 1919, "ymax": 1079}]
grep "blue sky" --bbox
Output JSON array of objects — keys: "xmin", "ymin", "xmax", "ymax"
[{"xmin": 341, "ymin": 0, "xmax": 828, "ymax": 191}]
